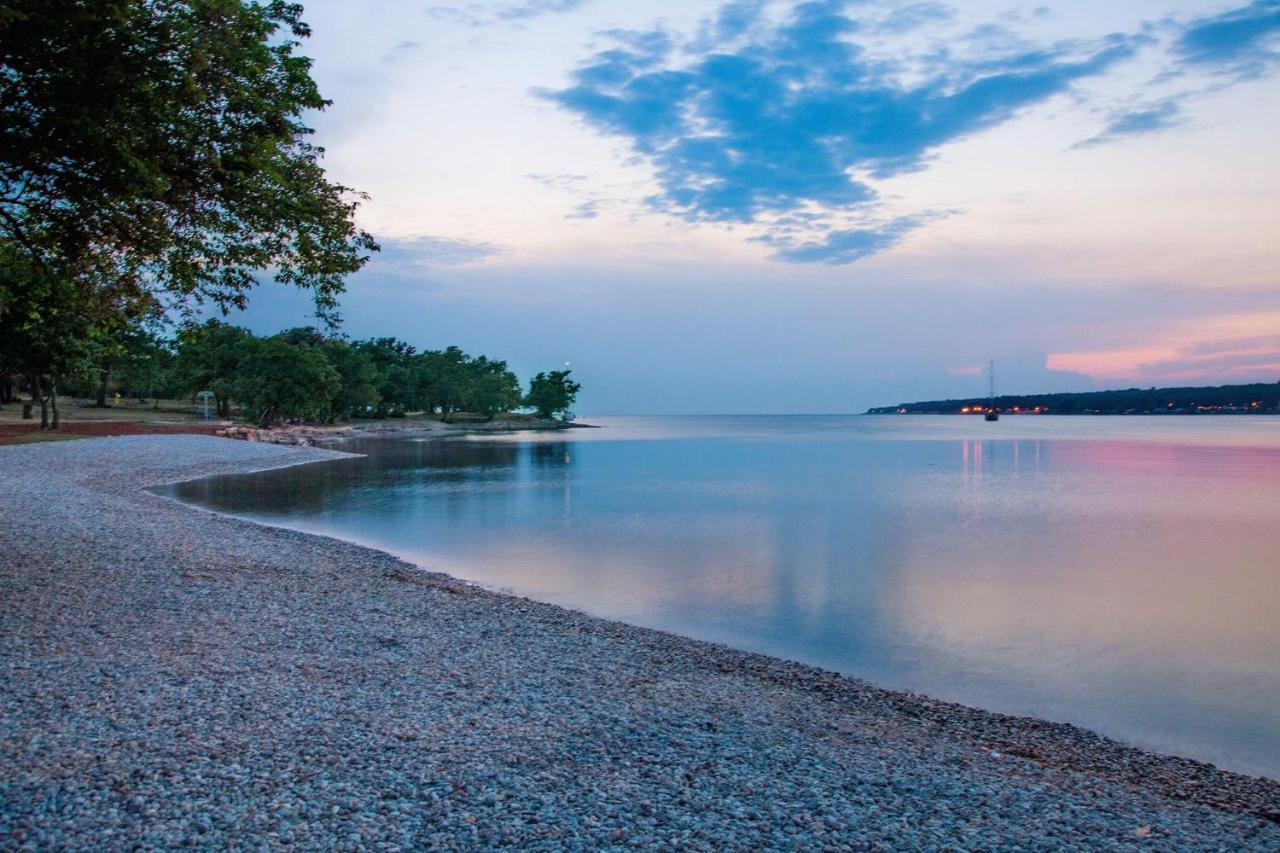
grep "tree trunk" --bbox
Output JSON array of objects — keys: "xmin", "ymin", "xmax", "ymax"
[
  {"xmin": 95, "ymin": 368, "xmax": 109, "ymax": 407},
  {"xmin": 0, "ymin": 373, "xmax": 12, "ymax": 404},
  {"xmin": 50, "ymin": 381, "xmax": 60, "ymax": 429},
  {"xmin": 31, "ymin": 374, "xmax": 48, "ymax": 429}
]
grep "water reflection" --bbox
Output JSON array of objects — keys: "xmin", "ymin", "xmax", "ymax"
[{"xmin": 165, "ymin": 417, "xmax": 1280, "ymax": 778}]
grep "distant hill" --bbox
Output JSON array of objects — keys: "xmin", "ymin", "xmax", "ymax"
[{"xmin": 867, "ymin": 381, "xmax": 1280, "ymax": 415}]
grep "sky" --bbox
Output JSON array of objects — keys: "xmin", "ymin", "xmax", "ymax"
[{"xmin": 237, "ymin": 0, "xmax": 1280, "ymax": 413}]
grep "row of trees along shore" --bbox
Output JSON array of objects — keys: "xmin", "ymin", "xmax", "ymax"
[
  {"xmin": 866, "ymin": 381, "xmax": 1280, "ymax": 415},
  {"xmin": 0, "ymin": 319, "xmax": 581, "ymax": 428},
  {"xmin": 1, "ymin": 2, "xmax": 566, "ymax": 430}
]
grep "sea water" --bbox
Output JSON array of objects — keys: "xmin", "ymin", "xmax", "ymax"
[{"xmin": 164, "ymin": 415, "xmax": 1280, "ymax": 778}]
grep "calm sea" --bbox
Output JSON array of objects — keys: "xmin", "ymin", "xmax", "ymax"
[{"xmin": 164, "ymin": 416, "xmax": 1280, "ymax": 779}]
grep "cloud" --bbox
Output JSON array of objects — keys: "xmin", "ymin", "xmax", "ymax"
[
  {"xmin": 525, "ymin": 173, "xmax": 590, "ymax": 189},
  {"xmin": 544, "ymin": 1, "xmax": 1141, "ymax": 261},
  {"xmin": 1073, "ymin": 100, "xmax": 1182, "ymax": 148},
  {"xmin": 497, "ymin": 0, "xmax": 587, "ymax": 21},
  {"xmin": 769, "ymin": 217, "xmax": 923, "ymax": 265},
  {"xmin": 1174, "ymin": 0, "xmax": 1280, "ymax": 78},
  {"xmin": 381, "ymin": 40, "xmax": 421, "ymax": 64},
  {"xmin": 877, "ymin": 2, "xmax": 956, "ymax": 34},
  {"xmin": 378, "ymin": 236, "xmax": 502, "ymax": 268},
  {"xmin": 1073, "ymin": 2, "xmax": 1280, "ymax": 151},
  {"xmin": 567, "ymin": 200, "xmax": 600, "ymax": 220},
  {"xmin": 1048, "ymin": 312, "xmax": 1280, "ymax": 383},
  {"xmin": 425, "ymin": 0, "xmax": 587, "ymax": 27},
  {"xmin": 690, "ymin": 0, "xmax": 769, "ymax": 49}
]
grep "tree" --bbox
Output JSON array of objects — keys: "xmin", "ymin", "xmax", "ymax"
[
  {"xmin": 0, "ymin": 0, "xmax": 377, "ymax": 417},
  {"xmin": 171, "ymin": 319, "xmax": 253, "ymax": 417},
  {"xmin": 114, "ymin": 325, "xmax": 176, "ymax": 406},
  {"xmin": 525, "ymin": 370, "xmax": 580, "ymax": 420},
  {"xmin": 232, "ymin": 337, "xmax": 338, "ymax": 427},
  {"xmin": 466, "ymin": 356, "xmax": 522, "ymax": 420},
  {"xmin": 353, "ymin": 338, "xmax": 417, "ymax": 416},
  {"xmin": 322, "ymin": 339, "xmax": 381, "ymax": 422},
  {"xmin": 0, "ymin": 239, "xmax": 122, "ymax": 427},
  {"xmin": 415, "ymin": 346, "xmax": 470, "ymax": 420},
  {"xmin": 276, "ymin": 328, "xmax": 381, "ymax": 421}
]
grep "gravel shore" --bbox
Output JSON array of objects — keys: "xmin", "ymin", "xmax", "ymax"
[{"xmin": 2, "ymin": 435, "xmax": 1278, "ymax": 849}]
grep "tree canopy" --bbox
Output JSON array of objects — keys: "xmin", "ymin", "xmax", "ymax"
[
  {"xmin": 525, "ymin": 370, "xmax": 580, "ymax": 420},
  {"xmin": 131, "ymin": 321, "xmax": 570, "ymax": 427},
  {"xmin": 0, "ymin": 0, "xmax": 376, "ymax": 318},
  {"xmin": 0, "ymin": 0, "xmax": 376, "ymax": 426}
]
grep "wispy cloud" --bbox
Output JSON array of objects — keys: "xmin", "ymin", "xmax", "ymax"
[
  {"xmin": 426, "ymin": 0, "xmax": 589, "ymax": 27},
  {"xmin": 543, "ymin": 0, "xmax": 1142, "ymax": 263},
  {"xmin": 877, "ymin": 1, "xmax": 956, "ymax": 34},
  {"xmin": 1070, "ymin": 1, "xmax": 1279, "ymax": 148},
  {"xmin": 1073, "ymin": 100, "xmax": 1182, "ymax": 148},
  {"xmin": 379, "ymin": 236, "xmax": 503, "ymax": 268},
  {"xmin": 381, "ymin": 40, "xmax": 421, "ymax": 64},
  {"xmin": 497, "ymin": 0, "xmax": 587, "ymax": 21},
  {"xmin": 768, "ymin": 217, "xmax": 924, "ymax": 265},
  {"xmin": 1048, "ymin": 313, "xmax": 1280, "ymax": 383},
  {"xmin": 1174, "ymin": 0, "xmax": 1280, "ymax": 78}
]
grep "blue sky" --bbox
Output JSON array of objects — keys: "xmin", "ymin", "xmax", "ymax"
[{"xmin": 239, "ymin": 0, "xmax": 1280, "ymax": 413}]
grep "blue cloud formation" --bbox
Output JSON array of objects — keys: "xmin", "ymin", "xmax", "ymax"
[
  {"xmin": 498, "ymin": 0, "xmax": 587, "ymax": 21},
  {"xmin": 1073, "ymin": 100, "xmax": 1182, "ymax": 148},
  {"xmin": 1073, "ymin": 1, "xmax": 1279, "ymax": 149},
  {"xmin": 1175, "ymin": 0, "xmax": 1280, "ymax": 77},
  {"xmin": 545, "ymin": 1, "xmax": 1140, "ymax": 262},
  {"xmin": 770, "ymin": 217, "xmax": 923, "ymax": 264}
]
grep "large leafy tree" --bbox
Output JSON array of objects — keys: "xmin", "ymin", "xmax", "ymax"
[
  {"xmin": 171, "ymin": 319, "xmax": 252, "ymax": 417},
  {"xmin": 353, "ymin": 338, "xmax": 418, "ymax": 416},
  {"xmin": 232, "ymin": 336, "xmax": 337, "ymax": 427},
  {"xmin": 0, "ymin": 0, "xmax": 377, "ymax": 424},
  {"xmin": 321, "ymin": 339, "xmax": 380, "ymax": 422},
  {"xmin": 525, "ymin": 369, "xmax": 580, "ymax": 420},
  {"xmin": 466, "ymin": 356, "xmax": 522, "ymax": 420},
  {"xmin": 275, "ymin": 327, "xmax": 381, "ymax": 421},
  {"xmin": 0, "ymin": 241, "xmax": 112, "ymax": 426},
  {"xmin": 0, "ymin": 0, "xmax": 377, "ymax": 312}
]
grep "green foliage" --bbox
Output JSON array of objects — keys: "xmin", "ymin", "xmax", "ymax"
[
  {"xmin": 352, "ymin": 338, "xmax": 419, "ymax": 416},
  {"xmin": 525, "ymin": 370, "xmax": 581, "ymax": 419},
  {"xmin": 113, "ymin": 326, "xmax": 176, "ymax": 404},
  {"xmin": 172, "ymin": 320, "xmax": 253, "ymax": 417},
  {"xmin": 275, "ymin": 328, "xmax": 381, "ymax": 421},
  {"xmin": 232, "ymin": 337, "xmax": 339, "ymax": 427},
  {"xmin": 322, "ymin": 341, "xmax": 381, "ymax": 422},
  {"xmin": 467, "ymin": 356, "xmax": 523, "ymax": 419},
  {"xmin": 0, "ymin": 0, "xmax": 377, "ymax": 321},
  {"xmin": 0, "ymin": 0, "xmax": 376, "ymax": 430}
]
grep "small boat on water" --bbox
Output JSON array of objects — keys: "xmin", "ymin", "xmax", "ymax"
[{"xmin": 985, "ymin": 360, "xmax": 999, "ymax": 421}]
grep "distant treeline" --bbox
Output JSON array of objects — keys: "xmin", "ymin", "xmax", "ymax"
[
  {"xmin": 0, "ymin": 320, "xmax": 580, "ymax": 428},
  {"xmin": 867, "ymin": 381, "xmax": 1280, "ymax": 415}
]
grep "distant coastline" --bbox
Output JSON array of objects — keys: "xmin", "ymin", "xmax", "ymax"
[{"xmin": 868, "ymin": 380, "xmax": 1280, "ymax": 416}]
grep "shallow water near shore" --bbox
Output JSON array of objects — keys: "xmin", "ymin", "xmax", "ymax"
[{"xmin": 164, "ymin": 415, "xmax": 1280, "ymax": 779}]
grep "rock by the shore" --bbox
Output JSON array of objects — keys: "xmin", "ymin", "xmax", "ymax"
[
  {"xmin": 1, "ymin": 435, "xmax": 1277, "ymax": 849},
  {"xmin": 215, "ymin": 424, "xmax": 355, "ymax": 446}
]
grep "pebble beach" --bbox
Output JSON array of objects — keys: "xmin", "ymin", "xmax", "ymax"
[{"xmin": 2, "ymin": 435, "xmax": 1278, "ymax": 849}]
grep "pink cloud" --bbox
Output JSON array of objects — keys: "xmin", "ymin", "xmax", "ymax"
[{"xmin": 1048, "ymin": 312, "xmax": 1280, "ymax": 384}]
